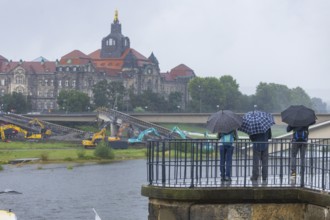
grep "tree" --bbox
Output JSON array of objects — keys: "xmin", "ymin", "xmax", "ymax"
[
  {"xmin": 92, "ymin": 80, "xmax": 126, "ymax": 110},
  {"xmin": 0, "ymin": 92, "xmax": 30, "ymax": 113},
  {"xmin": 57, "ymin": 90, "xmax": 90, "ymax": 112},
  {"xmin": 218, "ymin": 75, "xmax": 241, "ymax": 110},
  {"xmin": 311, "ymin": 97, "xmax": 327, "ymax": 113}
]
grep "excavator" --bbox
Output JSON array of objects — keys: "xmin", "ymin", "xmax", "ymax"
[
  {"xmin": 128, "ymin": 127, "xmax": 161, "ymax": 144},
  {"xmin": 0, "ymin": 124, "xmax": 43, "ymax": 142},
  {"xmin": 168, "ymin": 126, "xmax": 187, "ymax": 139},
  {"xmin": 28, "ymin": 118, "xmax": 52, "ymax": 137},
  {"xmin": 82, "ymin": 123, "xmax": 131, "ymax": 149},
  {"xmin": 108, "ymin": 123, "xmax": 130, "ymax": 142},
  {"xmin": 82, "ymin": 128, "xmax": 107, "ymax": 148}
]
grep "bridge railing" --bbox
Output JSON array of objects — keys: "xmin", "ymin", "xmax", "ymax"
[{"xmin": 146, "ymin": 138, "xmax": 330, "ymax": 191}]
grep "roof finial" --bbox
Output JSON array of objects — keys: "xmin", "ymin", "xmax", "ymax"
[{"xmin": 114, "ymin": 10, "xmax": 119, "ymax": 23}]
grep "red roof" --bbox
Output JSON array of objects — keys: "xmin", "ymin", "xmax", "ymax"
[
  {"xmin": 88, "ymin": 49, "xmax": 101, "ymax": 59},
  {"xmin": 0, "ymin": 55, "xmax": 7, "ymax": 61},
  {"xmin": 163, "ymin": 64, "xmax": 195, "ymax": 81},
  {"xmin": 0, "ymin": 61, "xmax": 56, "ymax": 74},
  {"xmin": 59, "ymin": 50, "xmax": 91, "ymax": 65}
]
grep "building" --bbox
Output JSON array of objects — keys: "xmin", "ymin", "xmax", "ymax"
[{"xmin": 0, "ymin": 11, "xmax": 195, "ymax": 112}]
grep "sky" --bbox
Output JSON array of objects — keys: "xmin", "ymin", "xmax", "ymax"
[{"xmin": 1, "ymin": 0, "xmax": 329, "ymax": 102}]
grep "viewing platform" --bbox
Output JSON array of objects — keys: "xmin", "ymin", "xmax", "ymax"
[{"xmin": 141, "ymin": 138, "xmax": 330, "ymax": 220}]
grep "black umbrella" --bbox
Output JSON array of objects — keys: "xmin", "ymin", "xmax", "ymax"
[
  {"xmin": 281, "ymin": 105, "xmax": 317, "ymax": 127},
  {"xmin": 206, "ymin": 110, "xmax": 243, "ymax": 134}
]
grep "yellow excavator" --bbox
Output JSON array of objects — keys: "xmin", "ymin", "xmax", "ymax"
[
  {"xmin": 108, "ymin": 123, "xmax": 130, "ymax": 142},
  {"xmin": 28, "ymin": 118, "xmax": 52, "ymax": 137},
  {"xmin": 82, "ymin": 128, "xmax": 107, "ymax": 148},
  {"xmin": 82, "ymin": 123, "xmax": 131, "ymax": 148},
  {"xmin": 0, "ymin": 124, "xmax": 43, "ymax": 141}
]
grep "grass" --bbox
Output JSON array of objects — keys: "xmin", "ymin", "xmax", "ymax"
[{"xmin": 0, "ymin": 140, "xmax": 147, "ymax": 165}]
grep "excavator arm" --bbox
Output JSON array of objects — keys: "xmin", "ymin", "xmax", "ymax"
[{"xmin": 82, "ymin": 128, "xmax": 106, "ymax": 148}]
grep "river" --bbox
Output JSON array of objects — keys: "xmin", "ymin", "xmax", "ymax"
[{"xmin": 0, "ymin": 159, "xmax": 148, "ymax": 220}]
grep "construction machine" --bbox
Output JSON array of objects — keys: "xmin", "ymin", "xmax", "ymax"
[
  {"xmin": 0, "ymin": 124, "xmax": 43, "ymax": 141},
  {"xmin": 168, "ymin": 126, "xmax": 187, "ymax": 139},
  {"xmin": 28, "ymin": 118, "xmax": 52, "ymax": 137},
  {"xmin": 128, "ymin": 127, "xmax": 161, "ymax": 144},
  {"xmin": 82, "ymin": 128, "xmax": 107, "ymax": 148},
  {"xmin": 108, "ymin": 123, "xmax": 130, "ymax": 142}
]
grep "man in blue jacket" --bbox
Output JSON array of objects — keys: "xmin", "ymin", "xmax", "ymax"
[{"xmin": 287, "ymin": 125, "xmax": 309, "ymax": 177}]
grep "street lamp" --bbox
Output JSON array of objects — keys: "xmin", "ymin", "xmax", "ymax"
[
  {"xmin": 177, "ymin": 105, "xmax": 181, "ymax": 112},
  {"xmin": 198, "ymin": 85, "xmax": 202, "ymax": 113},
  {"xmin": 144, "ymin": 106, "xmax": 148, "ymax": 112},
  {"xmin": 216, "ymin": 105, "xmax": 220, "ymax": 111}
]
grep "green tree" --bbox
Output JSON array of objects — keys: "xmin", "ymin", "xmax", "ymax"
[
  {"xmin": 218, "ymin": 75, "xmax": 241, "ymax": 110},
  {"xmin": 57, "ymin": 90, "xmax": 90, "ymax": 112},
  {"xmin": 167, "ymin": 92, "xmax": 182, "ymax": 112},
  {"xmin": 92, "ymin": 80, "xmax": 126, "ymax": 110},
  {"xmin": 0, "ymin": 92, "xmax": 30, "ymax": 113},
  {"xmin": 311, "ymin": 97, "xmax": 327, "ymax": 113},
  {"xmin": 129, "ymin": 89, "xmax": 167, "ymax": 112}
]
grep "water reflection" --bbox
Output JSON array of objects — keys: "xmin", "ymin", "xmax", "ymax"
[{"xmin": 0, "ymin": 159, "xmax": 148, "ymax": 220}]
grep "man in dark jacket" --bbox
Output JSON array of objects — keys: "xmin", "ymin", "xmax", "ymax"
[
  {"xmin": 287, "ymin": 125, "xmax": 309, "ymax": 177},
  {"xmin": 249, "ymin": 128, "xmax": 272, "ymax": 181}
]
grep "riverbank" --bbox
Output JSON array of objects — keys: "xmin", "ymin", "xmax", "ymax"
[{"xmin": 0, "ymin": 141, "xmax": 147, "ymax": 165}]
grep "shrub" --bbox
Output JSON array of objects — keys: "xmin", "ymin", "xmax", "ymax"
[
  {"xmin": 76, "ymin": 149, "xmax": 86, "ymax": 159},
  {"xmin": 94, "ymin": 140, "xmax": 115, "ymax": 159},
  {"xmin": 0, "ymin": 165, "xmax": 3, "ymax": 171},
  {"xmin": 40, "ymin": 153, "xmax": 49, "ymax": 161}
]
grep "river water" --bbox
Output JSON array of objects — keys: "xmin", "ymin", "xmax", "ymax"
[{"xmin": 0, "ymin": 159, "xmax": 148, "ymax": 220}]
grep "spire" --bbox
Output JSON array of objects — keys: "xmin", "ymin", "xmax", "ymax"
[{"xmin": 114, "ymin": 10, "xmax": 119, "ymax": 23}]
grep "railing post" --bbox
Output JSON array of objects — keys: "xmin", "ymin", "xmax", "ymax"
[
  {"xmin": 147, "ymin": 140, "xmax": 153, "ymax": 185},
  {"xmin": 162, "ymin": 140, "xmax": 166, "ymax": 187},
  {"xmin": 190, "ymin": 139, "xmax": 195, "ymax": 188}
]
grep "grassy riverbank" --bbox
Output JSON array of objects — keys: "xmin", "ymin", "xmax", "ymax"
[{"xmin": 0, "ymin": 141, "xmax": 147, "ymax": 165}]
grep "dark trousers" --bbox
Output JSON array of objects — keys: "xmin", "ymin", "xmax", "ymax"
[
  {"xmin": 252, "ymin": 143, "xmax": 268, "ymax": 179},
  {"xmin": 291, "ymin": 142, "xmax": 307, "ymax": 174}
]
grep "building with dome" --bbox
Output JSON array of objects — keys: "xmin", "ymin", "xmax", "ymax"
[{"xmin": 0, "ymin": 11, "xmax": 195, "ymax": 112}]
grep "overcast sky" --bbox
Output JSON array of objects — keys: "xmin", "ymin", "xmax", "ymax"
[{"xmin": 1, "ymin": 0, "xmax": 329, "ymax": 102}]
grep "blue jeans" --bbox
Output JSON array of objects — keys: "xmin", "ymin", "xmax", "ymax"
[{"xmin": 220, "ymin": 145, "xmax": 234, "ymax": 178}]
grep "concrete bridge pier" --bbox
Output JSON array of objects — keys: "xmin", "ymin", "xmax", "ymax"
[{"xmin": 141, "ymin": 186, "xmax": 330, "ymax": 220}]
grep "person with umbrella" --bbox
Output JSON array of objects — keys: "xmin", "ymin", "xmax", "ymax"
[
  {"xmin": 218, "ymin": 129, "xmax": 238, "ymax": 181},
  {"xmin": 206, "ymin": 110, "xmax": 242, "ymax": 182},
  {"xmin": 239, "ymin": 108, "xmax": 275, "ymax": 181},
  {"xmin": 281, "ymin": 105, "xmax": 317, "ymax": 178}
]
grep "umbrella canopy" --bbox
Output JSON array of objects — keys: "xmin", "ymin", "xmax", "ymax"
[
  {"xmin": 206, "ymin": 110, "xmax": 243, "ymax": 134},
  {"xmin": 281, "ymin": 105, "xmax": 316, "ymax": 127},
  {"xmin": 238, "ymin": 110, "xmax": 275, "ymax": 135}
]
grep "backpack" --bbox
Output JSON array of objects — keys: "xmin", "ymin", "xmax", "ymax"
[
  {"xmin": 220, "ymin": 132, "xmax": 234, "ymax": 145},
  {"xmin": 293, "ymin": 130, "xmax": 308, "ymax": 142}
]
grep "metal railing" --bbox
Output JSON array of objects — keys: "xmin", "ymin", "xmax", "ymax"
[{"xmin": 146, "ymin": 138, "xmax": 330, "ymax": 191}]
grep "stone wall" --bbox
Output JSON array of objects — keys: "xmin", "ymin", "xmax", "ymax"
[{"xmin": 141, "ymin": 186, "xmax": 330, "ymax": 220}]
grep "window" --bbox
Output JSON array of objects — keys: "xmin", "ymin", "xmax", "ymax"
[
  {"xmin": 0, "ymin": 79, "xmax": 5, "ymax": 86},
  {"xmin": 72, "ymin": 80, "xmax": 76, "ymax": 87},
  {"xmin": 58, "ymin": 80, "xmax": 62, "ymax": 87},
  {"xmin": 65, "ymin": 80, "xmax": 69, "ymax": 87},
  {"xmin": 50, "ymin": 80, "xmax": 54, "ymax": 86},
  {"xmin": 15, "ymin": 75, "xmax": 24, "ymax": 84},
  {"xmin": 45, "ymin": 79, "xmax": 48, "ymax": 86}
]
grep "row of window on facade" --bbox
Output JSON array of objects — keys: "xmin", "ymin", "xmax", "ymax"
[{"xmin": 56, "ymin": 65, "xmax": 93, "ymax": 72}]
